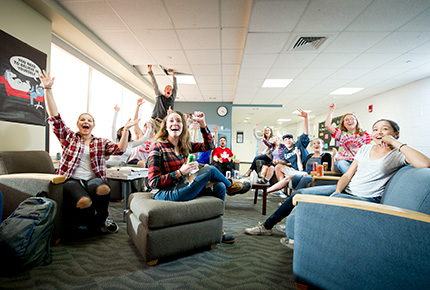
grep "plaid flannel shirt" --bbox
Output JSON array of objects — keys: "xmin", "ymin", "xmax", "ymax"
[
  {"xmin": 148, "ymin": 126, "xmax": 214, "ymax": 189},
  {"xmin": 48, "ymin": 114, "xmax": 123, "ymax": 180}
]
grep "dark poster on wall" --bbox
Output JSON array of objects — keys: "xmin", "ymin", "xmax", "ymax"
[
  {"xmin": 0, "ymin": 30, "xmax": 47, "ymax": 126},
  {"xmin": 318, "ymin": 115, "xmax": 342, "ymax": 150}
]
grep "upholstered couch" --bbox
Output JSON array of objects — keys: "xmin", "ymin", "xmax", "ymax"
[
  {"xmin": 127, "ymin": 192, "xmax": 224, "ymax": 265},
  {"xmin": 286, "ymin": 165, "xmax": 430, "ymax": 289},
  {"xmin": 0, "ymin": 151, "xmax": 64, "ymax": 243}
]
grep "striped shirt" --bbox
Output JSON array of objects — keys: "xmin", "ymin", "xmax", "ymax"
[
  {"xmin": 332, "ymin": 128, "xmax": 372, "ymax": 161},
  {"xmin": 148, "ymin": 126, "xmax": 214, "ymax": 189},
  {"xmin": 48, "ymin": 114, "xmax": 123, "ymax": 180}
]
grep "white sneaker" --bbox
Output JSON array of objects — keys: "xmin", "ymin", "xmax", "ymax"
[
  {"xmin": 275, "ymin": 224, "xmax": 286, "ymax": 233},
  {"xmin": 269, "ymin": 190, "xmax": 287, "ymax": 198},
  {"xmin": 100, "ymin": 218, "xmax": 119, "ymax": 234},
  {"xmin": 244, "ymin": 222, "xmax": 273, "ymax": 235},
  {"xmin": 280, "ymin": 237, "xmax": 294, "ymax": 249}
]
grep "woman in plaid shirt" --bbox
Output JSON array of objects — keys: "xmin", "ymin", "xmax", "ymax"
[
  {"xmin": 39, "ymin": 71, "xmax": 138, "ymax": 236},
  {"xmin": 148, "ymin": 110, "xmax": 247, "ymax": 243}
]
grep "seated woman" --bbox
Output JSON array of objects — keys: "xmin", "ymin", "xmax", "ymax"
[
  {"xmin": 244, "ymin": 119, "xmax": 430, "ymax": 237},
  {"xmin": 256, "ymin": 135, "xmax": 285, "ymax": 184},
  {"xmin": 325, "ymin": 103, "xmax": 371, "ymax": 174},
  {"xmin": 147, "ymin": 110, "xmax": 249, "ymax": 244},
  {"xmin": 243, "ymin": 124, "xmax": 274, "ymax": 177},
  {"xmin": 266, "ymin": 138, "xmax": 332, "ymax": 194},
  {"xmin": 39, "ymin": 70, "xmax": 138, "ymax": 235}
]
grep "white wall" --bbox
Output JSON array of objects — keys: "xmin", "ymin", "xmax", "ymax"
[
  {"xmin": 233, "ymin": 77, "xmax": 430, "ymax": 162},
  {"xmin": 0, "ymin": 0, "xmax": 52, "ymax": 151}
]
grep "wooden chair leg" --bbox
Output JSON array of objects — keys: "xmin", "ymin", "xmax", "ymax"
[
  {"xmin": 147, "ymin": 259, "xmax": 158, "ymax": 266},
  {"xmin": 296, "ymin": 282, "xmax": 308, "ymax": 290},
  {"xmin": 210, "ymin": 243, "xmax": 217, "ymax": 249}
]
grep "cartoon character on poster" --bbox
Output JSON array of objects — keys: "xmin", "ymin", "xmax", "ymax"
[{"xmin": 0, "ymin": 30, "xmax": 47, "ymax": 126}]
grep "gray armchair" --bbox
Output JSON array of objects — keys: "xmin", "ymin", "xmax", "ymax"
[{"xmin": 0, "ymin": 151, "xmax": 64, "ymax": 244}]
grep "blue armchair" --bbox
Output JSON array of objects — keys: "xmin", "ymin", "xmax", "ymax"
[{"xmin": 288, "ymin": 165, "xmax": 430, "ymax": 289}]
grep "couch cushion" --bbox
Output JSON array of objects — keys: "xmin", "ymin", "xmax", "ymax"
[
  {"xmin": 382, "ymin": 165, "xmax": 430, "ymax": 214},
  {"xmin": 129, "ymin": 192, "xmax": 224, "ymax": 229},
  {"xmin": 0, "ymin": 151, "xmax": 55, "ymax": 175}
]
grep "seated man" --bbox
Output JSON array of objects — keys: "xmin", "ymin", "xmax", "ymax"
[{"xmin": 211, "ymin": 136, "xmax": 234, "ymax": 176}]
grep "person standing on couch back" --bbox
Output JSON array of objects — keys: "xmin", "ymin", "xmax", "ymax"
[
  {"xmin": 39, "ymin": 70, "xmax": 138, "ymax": 236},
  {"xmin": 245, "ymin": 119, "xmax": 430, "ymax": 237}
]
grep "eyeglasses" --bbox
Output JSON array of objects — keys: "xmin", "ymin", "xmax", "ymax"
[{"xmin": 344, "ymin": 117, "xmax": 356, "ymax": 122}]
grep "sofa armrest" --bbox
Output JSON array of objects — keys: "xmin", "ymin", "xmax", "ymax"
[
  {"xmin": 291, "ymin": 195, "xmax": 430, "ymax": 289},
  {"xmin": 310, "ymin": 175, "xmax": 340, "ymax": 187}
]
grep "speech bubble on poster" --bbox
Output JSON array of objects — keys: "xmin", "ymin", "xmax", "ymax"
[{"xmin": 10, "ymin": 56, "xmax": 41, "ymax": 81}]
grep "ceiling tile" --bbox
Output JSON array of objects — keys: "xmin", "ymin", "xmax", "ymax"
[
  {"xmin": 221, "ymin": 0, "xmax": 252, "ymax": 27},
  {"xmin": 222, "ymin": 65, "xmax": 241, "ymax": 76},
  {"xmin": 165, "ymin": 0, "xmax": 219, "ymax": 29},
  {"xmin": 295, "ymin": 0, "xmax": 372, "ymax": 32},
  {"xmin": 309, "ymin": 53, "xmax": 359, "ymax": 68},
  {"xmin": 96, "ymin": 31, "xmax": 142, "ymax": 51},
  {"xmin": 117, "ymin": 51, "xmax": 154, "ymax": 66},
  {"xmin": 177, "ymin": 29, "xmax": 220, "ymax": 50},
  {"xmin": 347, "ymin": 0, "xmax": 430, "ymax": 31},
  {"xmin": 249, "ymin": 0, "xmax": 307, "ymax": 32},
  {"xmin": 367, "ymin": 31, "xmax": 430, "ymax": 53},
  {"xmin": 244, "ymin": 33, "xmax": 290, "ymax": 54},
  {"xmin": 241, "ymin": 54, "xmax": 278, "ymax": 69},
  {"xmin": 343, "ymin": 53, "xmax": 400, "ymax": 69},
  {"xmin": 222, "ymin": 50, "xmax": 243, "ymax": 64},
  {"xmin": 323, "ymin": 32, "xmax": 391, "ymax": 53},
  {"xmin": 194, "ymin": 75, "xmax": 222, "ymax": 84},
  {"xmin": 222, "ymin": 28, "xmax": 247, "ymax": 49},
  {"xmin": 191, "ymin": 65, "xmax": 222, "ymax": 75},
  {"xmin": 273, "ymin": 53, "xmax": 318, "ymax": 68},
  {"xmin": 109, "ymin": 0, "xmax": 173, "ymax": 30},
  {"xmin": 151, "ymin": 50, "xmax": 188, "ymax": 65},
  {"xmin": 134, "ymin": 30, "xmax": 182, "ymax": 49},
  {"xmin": 185, "ymin": 50, "xmax": 221, "ymax": 65}
]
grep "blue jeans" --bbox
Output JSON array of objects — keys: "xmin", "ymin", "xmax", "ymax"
[
  {"xmin": 154, "ymin": 165, "xmax": 230, "ymax": 201},
  {"xmin": 263, "ymin": 185, "xmax": 381, "ymax": 229},
  {"xmin": 291, "ymin": 175, "xmax": 313, "ymax": 190},
  {"xmin": 334, "ymin": 160, "xmax": 352, "ymax": 174},
  {"xmin": 249, "ymin": 154, "xmax": 272, "ymax": 172}
]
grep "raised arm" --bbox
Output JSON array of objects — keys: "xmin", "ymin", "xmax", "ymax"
[
  {"xmin": 214, "ymin": 124, "xmax": 218, "ymax": 147},
  {"xmin": 325, "ymin": 103, "xmax": 337, "ymax": 135},
  {"xmin": 253, "ymin": 124, "xmax": 259, "ymax": 140},
  {"xmin": 298, "ymin": 109, "xmax": 309, "ymax": 135},
  {"xmin": 133, "ymin": 98, "xmax": 145, "ymax": 138},
  {"xmin": 382, "ymin": 136, "xmax": 430, "ymax": 168},
  {"xmin": 296, "ymin": 148, "xmax": 303, "ymax": 171},
  {"xmin": 117, "ymin": 118, "xmax": 140, "ymax": 151},
  {"xmin": 112, "ymin": 105, "xmax": 120, "ymax": 141},
  {"xmin": 38, "ymin": 70, "xmax": 58, "ymax": 117},
  {"xmin": 148, "ymin": 65, "xmax": 161, "ymax": 96}
]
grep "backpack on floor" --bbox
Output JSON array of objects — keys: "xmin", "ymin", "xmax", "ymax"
[{"xmin": 0, "ymin": 197, "xmax": 57, "ymax": 275}]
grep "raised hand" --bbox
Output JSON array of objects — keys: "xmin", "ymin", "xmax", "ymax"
[
  {"xmin": 137, "ymin": 98, "xmax": 144, "ymax": 106},
  {"xmin": 147, "ymin": 65, "xmax": 152, "ymax": 72},
  {"xmin": 329, "ymin": 103, "xmax": 336, "ymax": 112},
  {"xmin": 213, "ymin": 124, "xmax": 218, "ymax": 133},
  {"xmin": 38, "ymin": 70, "xmax": 55, "ymax": 89},
  {"xmin": 167, "ymin": 106, "xmax": 173, "ymax": 115},
  {"xmin": 114, "ymin": 104, "xmax": 120, "ymax": 112},
  {"xmin": 297, "ymin": 109, "xmax": 308, "ymax": 119}
]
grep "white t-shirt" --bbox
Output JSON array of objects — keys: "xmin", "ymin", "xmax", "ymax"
[
  {"xmin": 346, "ymin": 145, "xmax": 406, "ymax": 198},
  {"xmin": 72, "ymin": 145, "xmax": 96, "ymax": 180}
]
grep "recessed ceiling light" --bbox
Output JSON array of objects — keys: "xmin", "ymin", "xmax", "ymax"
[
  {"xmin": 171, "ymin": 75, "xmax": 196, "ymax": 84},
  {"xmin": 277, "ymin": 119, "xmax": 291, "ymax": 122},
  {"xmin": 292, "ymin": 110, "xmax": 312, "ymax": 114},
  {"xmin": 330, "ymin": 87, "xmax": 364, "ymax": 95},
  {"xmin": 262, "ymin": 79, "xmax": 293, "ymax": 88}
]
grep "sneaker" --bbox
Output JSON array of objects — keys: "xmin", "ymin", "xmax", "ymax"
[
  {"xmin": 269, "ymin": 190, "xmax": 287, "ymax": 198},
  {"xmin": 222, "ymin": 233, "xmax": 236, "ymax": 244},
  {"xmin": 275, "ymin": 224, "xmax": 286, "ymax": 233},
  {"xmin": 100, "ymin": 218, "xmax": 119, "ymax": 234},
  {"xmin": 256, "ymin": 177, "xmax": 268, "ymax": 184},
  {"xmin": 244, "ymin": 222, "xmax": 273, "ymax": 235},
  {"xmin": 280, "ymin": 237, "xmax": 294, "ymax": 249}
]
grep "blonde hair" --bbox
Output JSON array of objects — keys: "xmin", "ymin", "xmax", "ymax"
[
  {"xmin": 154, "ymin": 111, "xmax": 192, "ymax": 156},
  {"xmin": 339, "ymin": 113, "xmax": 365, "ymax": 136}
]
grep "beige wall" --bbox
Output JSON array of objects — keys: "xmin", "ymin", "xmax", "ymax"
[{"xmin": 0, "ymin": 0, "xmax": 52, "ymax": 151}]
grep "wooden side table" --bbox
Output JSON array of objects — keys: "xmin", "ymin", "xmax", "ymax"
[{"xmin": 251, "ymin": 183, "xmax": 270, "ymax": 215}]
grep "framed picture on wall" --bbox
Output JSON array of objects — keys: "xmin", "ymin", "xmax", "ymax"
[
  {"xmin": 236, "ymin": 131, "xmax": 244, "ymax": 143},
  {"xmin": 0, "ymin": 30, "xmax": 47, "ymax": 126}
]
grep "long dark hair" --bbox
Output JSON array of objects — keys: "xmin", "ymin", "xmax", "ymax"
[
  {"xmin": 154, "ymin": 111, "xmax": 192, "ymax": 156},
  {"xmin": 373, "ymin": 119, "xmax": 400, "ymax": 139}
]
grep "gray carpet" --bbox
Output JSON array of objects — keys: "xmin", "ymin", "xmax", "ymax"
[{"xmin": 0, "ymin": 190, "xmax": 296, "ymax": 290}]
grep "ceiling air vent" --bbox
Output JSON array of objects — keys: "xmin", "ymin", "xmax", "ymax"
[{"xmin": 290, "ymin": 36, "xmax": 327, "ymax": 51}]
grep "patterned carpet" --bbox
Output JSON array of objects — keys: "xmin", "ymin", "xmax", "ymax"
[{"xmin": 0, "ymin": 190, "xmax": 296, "ymax": 290}]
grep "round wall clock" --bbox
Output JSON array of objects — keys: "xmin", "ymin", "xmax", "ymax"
[{"xmin": 217, "ymin": 105, "xmax": 228, "ymax": 117}]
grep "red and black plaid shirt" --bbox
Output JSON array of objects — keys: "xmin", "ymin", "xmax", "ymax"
[
  {"xmin": 48, "ymin": 114, "xmax": 123, "ymax": 180},
  {"xmin": 148, "ymin": 126, "xmax": 214, "ymax": 189}
]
